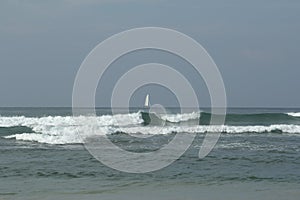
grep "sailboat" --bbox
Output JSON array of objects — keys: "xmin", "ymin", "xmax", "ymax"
[
  {"xmin": 141, "ymin": 94, "xmax": 151, "ymax": 125},
  {"xmin": 141, "ymin": 94, "xmax": 165, "ymax": 126},
  {"xmin": 144, "ymin": 94, "xmax": 150, "ymax": 108}
]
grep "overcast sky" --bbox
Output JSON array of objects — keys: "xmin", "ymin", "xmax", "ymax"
[{"xmin": 0, "ymin": 0, "xmax": 299, "ymax": 107}]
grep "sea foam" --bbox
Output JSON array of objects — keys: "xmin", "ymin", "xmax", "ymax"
[
  {"xmin": 287, "ymin": 112, "xmax": 300, "ymax": 117},
  {"xmin": 2, "ymin": 112, "xmax": 300, "ymax": 144}
]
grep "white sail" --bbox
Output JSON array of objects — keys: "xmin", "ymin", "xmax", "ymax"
[{"xmin": 144, "ymin": 94, "xmax": 150, "ymax": 107}]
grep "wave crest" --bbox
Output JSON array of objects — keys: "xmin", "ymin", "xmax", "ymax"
[{"xmin": 2, "ymin": 111, "xmax": 300, "ymax": 145}]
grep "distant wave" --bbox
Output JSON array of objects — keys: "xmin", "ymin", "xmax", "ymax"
[{"xmin": 200, "ymin": 112, "xmax": 300, "ymax": 126}]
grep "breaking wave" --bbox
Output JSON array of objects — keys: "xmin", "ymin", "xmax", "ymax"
[
  {"xmin": 1, "ymin": 111, "xmax": 300, "ymax": 144},
  {"xmin": 287, "ymin": 112, "xmax": 300, "ymax": 117}
]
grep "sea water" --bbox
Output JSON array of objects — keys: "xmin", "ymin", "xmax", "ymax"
[{"xmin": 0, "ymin": 108, "xmax": 300, "ymax": 200}]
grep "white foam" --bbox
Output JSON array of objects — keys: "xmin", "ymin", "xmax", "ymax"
[
  {"xmin": 4, "ymin": 124, "xmax": 300, "ymax": 144},
  {"xmin": 161, "ymin": 111, "xmax": 200, "ymax": 122},
  {"xmin": 287, "ymin": 112, "xmax": 300, "ymax": 117},
  {"xmin": 117, "ymin": 124, "xmax": 300, "ymax": 135},
  {"xmin": 4, "ymin": 133, "xmax": 81, "ymax": 145},
  {"xmin": 0, "ymin": 112, "xmax": 143, "ymax": 144},
  {"xmin": 4, "ymin": 125, "xmax": 112, "ymax": 144},
  {"xmin": 2, "ymin": 112, "xmax": 300, "ymax": 144},
  {"xmin": 0, "ymin": 112, "xmax": 143, "ymax": 128}
]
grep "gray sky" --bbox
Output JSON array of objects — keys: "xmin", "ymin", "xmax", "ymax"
[{"xmin": 0, "ymin": 0, "xmax": 299, "ymax": 107}]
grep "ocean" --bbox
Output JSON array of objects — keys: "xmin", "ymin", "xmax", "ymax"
[{"xmin": 1, "ymin": 107, "xmax": 300, "ymax": 200}]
